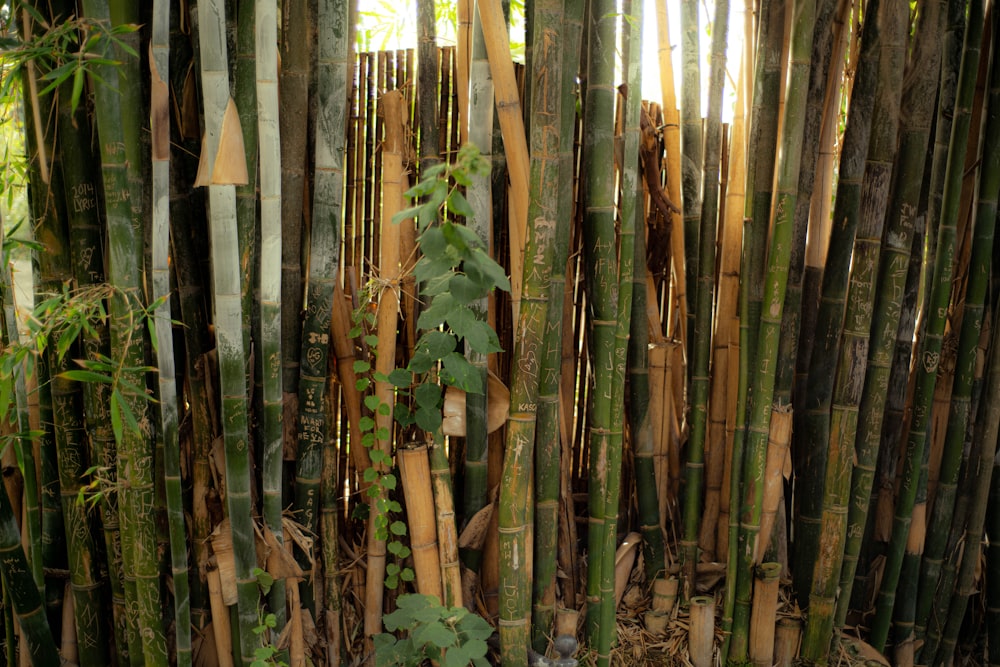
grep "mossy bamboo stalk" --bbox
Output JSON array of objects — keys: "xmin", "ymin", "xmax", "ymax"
[
  {"xmin": 834, "ymin": 0, "xmax": 943, "ymax": 631},
  {"xmin": 917, "ymin": 13, "xmax": 1000, "ymax": 641},
  {"xmin": 801, "ymin": 3, "xmax": 908, "ymax": 661},
  {"xmin": 151, "ymin": 3, "xmax": 191, "ymax": 664},
  {"xmin": 930, "ymin": 293, "xmax": 1000, "ymax": 666},
  {"xmin": 729, "ymin": 0, "xmax": 816, "ymax": 659},
  {"xmin": 869, "ymin": 0, "xmax": 984, "ymax": 651},
  {"xmin": 365, "ymin": 89, "xmax": 405, "ymax": 637},
  {"xmin": 794, "ymin": 0, "xmax": 882, "ymax": 606},
  {"xmin": 294, "ymin": 0, "xmax": 348, "ymax": 618},
  {"xmin": 255, "ymin": 0, "xmax": 285, "ymax": 633},
  {"xmin": 532, "ymin": 0, "xmax": 580, "ymax": 647},
  {"xmin": 497, "ymin": 0, "xmax": 564, "ymax": 658},
  {"xmin": 193, "ymin": 0, "xmax": 260, "ymax": 659},
  {"xmin": 679, "ymin": 0, "xmax": 702, "ymax": 352},
  {"xmin": 79, "ymin": 1, "xmax": 164, "ymax": 661},
  {"xmin": 682, "ymin": 0, "xmax": 728, "ymax": 591}
]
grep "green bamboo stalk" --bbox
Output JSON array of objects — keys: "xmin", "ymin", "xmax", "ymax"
[
  {"xmin": 580, "ymin": 0, "xmax": 619, "ymax": 656},
  {"xmin": 320, "ymin": 397, "xmax": 342, "ymax": 666},
  {"xmin": 793, "ymin": 0, "xmax": 882, "ymax": 606},
  {"xmin": 78, "ymin": 2, "xmax": 164, "ymax": 663},
  {"xmin": 531, "ymin": 0, "xmax": 579, "ymax": 648},
  {"xmin": 498, "ymin": 0, "xmax": 564, "ymax": 660},
  {"xmin": 151, "ymin": 2, "xmax": 191, "ymax": 663},
  {"xmin": 235, "ymin": 0, "xmax": 258, "ymax": 366},
  {"xmin": 35, "ymin": 343, "xmax": 64, "ymax": 644},
  {"xmin": 679, "ymin": 0, "xmax": 702, "ymax": 354},
  {"xmin": 419, "ymin": 0, "xmax": 441, "ymax": 178},
  {"xmin": 255, "ymin": 0, "xmax": 285, "ymax": 636},
  {"xmin": 293, "ymin": 0, "xmax": 348, "ymax": 615},
  {"xmin": 681, "ymin": 0, "xmax": 728, "ymax": 593},
  {"xmin": 987, "ymin": 457, "xmax": 1000, "ymax": 667},
  {"xmin": 462, "ymin": 0, "xmax": 493, "ymax": 548},
  {"xmin": 729, "ymin": 0, "xmax": 817, "ymax": 659},
  {"xmin": 721, "ymin": 1, "xmax": 782, "ymax": 660},
  {"xmin": 800, "ymin": 2, "xmax": 908, "ymax": 660},
  {"xmin": 193, "ymin": 0, "xmax": 260, "ymax": 661},
  {"xmin": 868, "ymin": 0, "xmax": 984, "ymax": 651},
  {"xmin": 930, "ymin": 291, "xmax": 1000, "ymax": 666},
  {"xmin": 916, "ymin": 9, "xmax": 1000, "ymax": 644},
  {"xmin": 834, "ymin": 0, "xmax": 944, "ymax": 631}
]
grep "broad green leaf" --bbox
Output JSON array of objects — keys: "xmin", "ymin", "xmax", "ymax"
[
  {"xmin": 415, "ymin": 405, "xmax": 442, "ymax": 433},
  {"xmin": 443, "ymin": 353, "xmax": 483, "ymax": 394},
  {"xmin": 448, "ymin": 274, "xmax": 485, "ymax": 304},
  {"xmin": 415, "ymin": 383, "xmax": 442, "ymax": 409},
  {"xmin": 60, "ymin": 370, "xmax": 113, "ymax": 384},
  {"xmin": 446, "ymin": 189, "xmax": 475, "ymax": 219},
  {"xmin": 417, "ymin": 330, "xmax": 457, "ymax": 359},
  {"xmin": 390, "ymin": 520, "xmax": 407, "ymax": 536},
  {"xmin": 364, "ymin": 395, "xmax": 381, "ymax": 412},
  {"xmin": 354, "ymin": 359, "xmax": 372, "ymax": 374},
  {"xmin": 419, "ymin": 226, "xmax": 447, "ymax": 260},
  {"xmin": 388, "ymin": 368, "xmax": 412, "ymax": 388}
]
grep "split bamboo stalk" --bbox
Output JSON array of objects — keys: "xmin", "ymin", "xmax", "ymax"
[
  {"xmin": 749, "ymin": 563, "xmax": 782, "ymax": 667},
  {"xmin": 151, "ymin": 2, "xmax": 191, "ymax": 663},
  {"xmin": 729, "ymin": 0, "xmax": 817, "ymax": 659},
  {"xmin": 834, "ymin": 0, "xmax": 944, "ymax": 631},
  {"xmin": 917, "ymin": 8, "xmax": 1000, "ymax": 638},
  {"xmin": 794, "ymin": 0, "xmax": 882, "ymax": 605},
  {"xmin": 365, "ymin": 89, "xmax": 405, "ymax": 637},
  {"xmin": 476, "ymin": 0, "xmax": 529, "ymax": 315},
  {"xmin": 532, "ymin": 0, "xmax": 581, "ymax": 647},
  {"xmin": 681, "ymin": 0, "xmax": 729, "ymax": 591},
  {"xmin": 869, "ymin": 0, "xmax": 984, "ymax": 650},
  {"xmin": 689, "ymin": 596, "xmax": 715, "ymax": 667},
  {"xmin": 399, "ymin": 446, "xmax": 444, "ymax": 601},
  {"xmin": 801, "ymin": 3, "xmax": 908, "ymax": 661}
]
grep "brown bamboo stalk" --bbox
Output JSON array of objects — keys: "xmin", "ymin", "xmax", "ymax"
[
  {"xmin": 750, "ymin": 562, "xmax": 782, "ymax": 666},
  {"xmin": 774, "ymin": 618, "xmax": 802, "ymax": 667},
  {"xmin": 477, "ymin": 0, "xmax": 530, "ymax": 315},
  {"xmin": 288, "ymin": 577, "xmax": 305, "ymax": 667},
  {"xmin": 330, "ymin": 283, "xmax": 370, "ymax": 474},
  {"xmin": 457, "ymin": 0, "xmax": 471, "ymax": 145},
  {"xmin": 206, "ymin": 565, "xmax": 234, "ymax": 667},
  {"xmin": 689, "ymin": 596, "xmax": 716, "ymax": 667},
  {"xmin": 399, "ymin": 446, "xmax": 444, "ymax": 601},
  {"xmin": 364, "ymin": 89, "xmax": 406, "ymax": 637},
  {"xmin": 429, "ymin": 443, "xmax": 462, "ymax": 608},
  {"xmin": 60, "ymin": 583, "xmax": 76, "ymax": 664},
  {"xmin": 757, "ymin": 408, "xmax": 792, "ymax": 562}
]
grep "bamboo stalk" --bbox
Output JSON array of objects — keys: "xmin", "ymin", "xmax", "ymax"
[
  {"xmin": 757, "ymin": 408, "xmax": 791, "ymax": 563},
  {"xmin": 750, "ymin": 563, "xmax": 782, "ymax": 667},
  {"xmin": 679, "ymin": 0, "xmax": 702, "ymax": 353},
  {"xmin": 869, "ymin": 0, "xmax": 984, "ymax": 650},
  {"xmin": 428, "ymin": 442, "xmax": 462, "ymax": 608},
  {"xmin": 399, "ymin": 446, "xmax": 444, "ymax": 602},
  {"xmin": 774, "ymin": 618, "xmax": 802, "ymax": 667},
  {"xmin": 689, "ymin": 596, "xmax": 715, "ymax": 667},
  {"xmin": 207, "ymin": 565, "xmax": 234, "ymax": 667}
]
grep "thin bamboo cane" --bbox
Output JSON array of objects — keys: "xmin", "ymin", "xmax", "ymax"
[
  {"xmin": 679, "ymin": 0, "xmax": 702, "ymax": 354},
  {"xmin": 255, "ymin": 0, "xmax": 285, "ymax": 636},
  {"xmin": 365, "ymin": 89, "xmax": 405, "ymax": 638},
  {"xmin": 729, "ymin": 0, "xmax": 816, "ymax": 658},
  {"xmin": 399, "ymin": 446, "xmax": 444, "ymax": 601},
  {"xmin": 869, "ymin": 0, "xmax": 984, "ymax": 650},
  {"xmin": 320, "ymin": 376, "xmax": 342, "ymax": 667},
  {"xmin": 917, "ymin": 15, "xmax": 1000, "ymax": 643},
  {"xmin": 681, "ymin": 0, "xmax": 729, "ymax": 592},
  {"xmin": 151, "ymin": 3, "xmax": 191, "ymax": 664}
]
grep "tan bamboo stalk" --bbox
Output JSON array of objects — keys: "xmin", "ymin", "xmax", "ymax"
[
  {"xmin": 330, "ymin": 284, "xmax": 370, "ymax": 474},
  {"xmin": 206, "ymin": 566, "xmax": 234, "ymax": 667},
  {"xmin": 457, "ymin": 0, "xmax": 470, "ymax": 144},
  {"xmin": 702, "ymin": 51, "xmax": 747, "ymax": 562},
  {"xmin": 757, "ymin": 408, "xmax": 792, "ymax": 562},
  {"xmin": 477, "ymin": 0, "xmax": 528, "ymax": 314},
  {"xmin": 365, "ymin": 89, "xmax": 406, "ymax": 637},
  {"xmin": 288, "ymin": 577, "xmax": 305, "ymax": 667},
  {"xmin": 689, "ymin": 596, "xmax": 716, "ymax": 667},
  {"xmin": 399, "ymin": 446, "xmax": 444, "ymax": 601},
  {"xmin": 750, "ymin": 563, "xmax": 782, "ymax": 666},
  {"xmin": 428, "ymin": 442, "xmax": 462, "ymax": 607},
  {"xmin": 774, "ymin": 618, "xmax": 802, "ymax": 667},
  {"xmin": 655, "ymin": 1, "xmax": 687, "ymax": 348}
]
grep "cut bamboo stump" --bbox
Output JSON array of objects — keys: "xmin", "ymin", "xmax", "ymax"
[
  {"xmin": 646, "ymin": 575, "xmax": 679, "ymax": 633},
  {"xmin": 749, "ymin": 562, "xmax": 782, "ymax": 666},
  {"xmin": 556, "ymin": 608, "xmax": 579, "ymax": 639},
  {"xmin": 773, "ymin": 617, "xmax": 802, "ymax": 667},
  {"xmin": 689, "ymin": 595, "xmax": 716, "ymax": 667}
]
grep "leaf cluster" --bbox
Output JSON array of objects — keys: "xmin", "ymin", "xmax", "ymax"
[{"xmin": 373, "ymin": 594, "xmax": 492, "ymax": 667}]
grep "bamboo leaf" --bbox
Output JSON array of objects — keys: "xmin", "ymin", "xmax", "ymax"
[{"xmin": 60, "ymin": 370, "xmax": 112, "ymax": 384}]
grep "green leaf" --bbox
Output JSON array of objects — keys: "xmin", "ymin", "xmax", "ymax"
[
  {"xmin": 390, "ymin": 520, "xmax": 407, "ymax": 536},
  {"xmin": 415, "ymin": 383, "xmax": 442, "ymax": 410},
  {"xmin": 468, "ymin": 248, "xmax": 511, "ymax": 292},
  {"xmin": 387, "ymin": 540, "xmax": 404, "ymax": 556},
  {"xmin": 415, "ymin": 405, "xmax": 442, "ymax": 433},
  {"xmin": 446, "ymin": 190, "xmax": 475, "ymax": 219},
  {"xmin": 419, "ymin": 226, "xmax": 447, "ymax": 260},
  {"xmin": 362, "ymin": 432, "xmax": 376, "ymax": 448},
  {"xmin": 442, "ymin": 353, "xmax": 483, "ymax": 394},
  {"xmin": 354, "ymin": 359, "xmax": 372, "ymax": 374},
  {"xmin": 448, "ymin": 274, "xmax": 485, "ymax": 304},
  {"xmin": 380, "ymin": 474, "xmax": 397, "ymax": 490},
  {"xmin": 417, "ymin": 293, "xmax": 459, "ymax": 331},
  {"xmin": 417, "ymin": 330, "xmax": 457, "ymax": 359},
  {"xmin": 418, "ymin": 622, "xmax": 457, "ymax": 649},
  {"xmin": 60, "ymin": 370, "xmax": 113, "ymax": 384},
  {"xmin": 392, "ymin": 205, "xmax": 423, "ymax": 226},
  {"xmin": 363, "ymin": 467, "xmax": 379, "ymax": 483},
  {"xmin": 386, "ymin": 562, "xmax": 400, "ymax": 576},
  {"xmin": 360, "ymin": 416, "xmax": 376, "ymax": 431},
  {"xmin": 388, "ymin": 368, "xmax": 411, "ymax": 388},
  {"xmin": 364, "ymin": 334, "xmax": 379, "ymax": 347},
  {"xmin": 356, "ymin": 377, "xmax": 371, "ymax": 391},
  {"xmin": 377, "ymin": 402, "xmax": 391, "ymax": 416},
  {"xmin": 461, "ymin": 320, "xmax": 503, "ymax": 355},
  {"xmin": 364, "ymin": 395, "xmax": 381, "ymax": 412},
  {"xmin": 394, "ymin": 403, "xmax": 415, "ymax": 427},
  {"xmin": 110, "ymin": 392, "xmax": 124, "ymax": 444},
  {"xmin": 399, "ymin": 567, "xmax": 414, "ymax": 582}
]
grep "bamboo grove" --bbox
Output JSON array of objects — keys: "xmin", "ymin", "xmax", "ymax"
[{"xmin": 2, "ymin": 0, "xmax": 1000, "ymax": 665}]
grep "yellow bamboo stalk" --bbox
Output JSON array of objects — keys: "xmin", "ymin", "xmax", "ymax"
[
  {"xmin": 476, "ymin": 0, "xmax": 528, "ymax": 315},
  {"xmin": 207, "ymin": 565, "xmax": 234, "ymax": 667},
  {"xmin": 399, "ymin": 445, "xmax": 445, "ymax": 602},
  {"xmin": 749, "ymin": 562, "xmax": 782, "ymax": 667},
  {"xmin": 456, "ymin": 0, "xmax": 471, "ymax": 144},
  {"xmin": 365, "ymin": 88, "xmax": 406, "ymax": 637},
  {"xmin": 718, "ymin": 337, "xmax": 740, "ymax": 558},
  {"xmin": 330, "ymin": 282, "xmax": 370, "ymax": 475},
  {"xmin": 757, "ymin": 407, "xmax": 792, "ymax": 563},
  {"xmin": 613, "ymin": 532, "xmax": 643, "ymax": 607},
  {"xmin": 689, "ymin": 596, "xmax": 716, "ymax": 667},
  {"xmin": 288, "ymin": 577, "xmax": 305, "ymax": 667}
]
